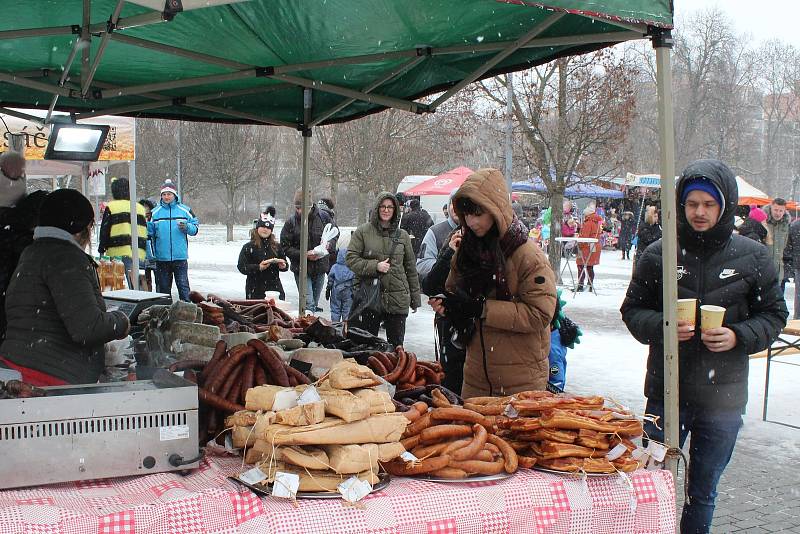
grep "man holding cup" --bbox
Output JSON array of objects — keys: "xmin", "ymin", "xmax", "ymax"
[{"xmin": 621, "ymin": 159, "xmax": 787, "ymax": 534}]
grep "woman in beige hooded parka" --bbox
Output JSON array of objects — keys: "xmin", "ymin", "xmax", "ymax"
[{"xmin": 431, "ymin": 169, "xmax": 557, "ymax": 398}]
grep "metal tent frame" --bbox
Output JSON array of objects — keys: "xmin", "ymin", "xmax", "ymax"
[{"xmin": 0, "ymin": 0, "xmax": 680, "ymax": 490}]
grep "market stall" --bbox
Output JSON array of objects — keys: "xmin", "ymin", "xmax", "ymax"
[{"xmin": 0, "ymin": 455, "xmax": 676, "ymax": 534}]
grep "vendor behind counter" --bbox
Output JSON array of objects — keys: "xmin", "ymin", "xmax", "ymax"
[{"xmin": 0, "ymin": 189, "xmax": 130, "ymax": 386}]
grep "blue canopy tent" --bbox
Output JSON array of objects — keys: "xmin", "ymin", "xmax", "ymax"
[{"xmin": 512, "ymin": 179, "xmax": 623, "ymax": 199}]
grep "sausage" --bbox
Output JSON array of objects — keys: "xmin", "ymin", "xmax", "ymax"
[
  {"xmin": 383, "ymin": 348, "xmax": 407, "ymax": 383},
  {"xmin": 271, "ymin": 305, "xmax": 293, "ymax": 322},
  {"xmin": 284, "ymin": 364, "xmax": 311, "ymax": 385},
  {"xmin": 441, "ymin": 438, "xmax": 472, "ymax": 455},
  {"xmin": 470, "ymin": 450, "xmax": 494, "ymax": 462},
  {"xmin": 367, "ymin": 356, "xmax": 389, "ymax": 376},
  {"xmin": 403, "ymin": 409, "xmax": 421, "ymax": 422},
  {"xmin": 168, "ymin": 359, "xmax": 208, "ymax": 373},
  {"xmin": 206, "ymin": 344, "xmax": 254, "ymax": 394},
  {"xmin": 448, "ymin": 457, "xmax": 505, "ymax": 475},
  {"xmin": 188, "ymin": 291, "xmax": 206, "ymax": 304},
  {"xmin": 198, "ymin": 387, "xmax": 245, "ymax": 413},
  {"xmin": 183, "ymin": 369, "xmax": 198, "ymax": 384},
  {"xmin": 400, "ymin": 397, "xmax": 416, "ymax": 406},
  {"xmin": 418, "ymin": 394, "xmax": 434, "ymax": 406},
  {"xmin": 373, "ymin": 352, "xmax": 394, "ymax": 372},
  {"xmin": 463, "ymin": 402, "xmax": 506, "ymax": 416},
  {"xmin": 400, "ymin": 435, "xmax": 420, "ymax": 450},
  {"xmin": 437, "ymin": 387, "xmax": 463, "ymax": 406},
  {"xmin": 253, "ymin": 363, "xmax": 269, "ymax": 386},
  {"xmin": 413, "ymin": 377, "xmax": 426, "ymax": 387},
  {"xmin": 417, "ymin": 360, "xmax": 442, "ymax": 372},
  {"xmin": 419, "ymin": 424, "xmax": 473, "ymax": 444},
  {"xmin": 412, "ymin": 442, "xmax": 451, "ymax": 459},
  {"xmin": 384, "ymin": 454, "xmax": 451, "ymax": 476},
  {"xmin": 397, "ymin": 382, "xmax": 416, "ymax": 391},
  {"xmin": 397, "ymin": 349, "xmax": 417, "ymax": 384},
  {"xmin": 429, "ymin": 467, "xmax": 468, "ymax": 479},
  {"xmin": 431, "ymin": 388, "xmax": 452, "ymax": 408},
  {"xmin": 417, "ymin": 365, "xmax": 440, "ymax": 385},
  {"xmin": 404, "ymin": 413, "xmax": 432, "ymax": 436},
  {"xmin": 393, "ymin": 385, "xmax": 426, "ymax": 400},
  {"xmin": 239, "ymin": 353, "xmax": 256, "ymax": 401},
  {"xmin": 248, "ymin": 339, "xmax": 290, "ymax": 387},
  {"xmin": 429, "ymin": 407, "xmax": 490, "ymax": 427},
  {"xmin": 487, "ymin": 434, "xmax": 519, "ymax": 474},
  {"xmin": 200, "ymin": 340, "xmax": 228, "ymax": 384},
  {"xmin": 412, "ymin": 401, "xmax": 429, "ymax": 414},
  {"xmin": 464, "ymin": 396, "xmax": 512, "ymax": 406},
  {"xmin": 385, "ymin": 352, "xmax": 399, "ymax": 368},
  {"xmin": 451, "ymin": 424, "xmax": 488, "ymax": 461},
  {"xmin": 220, "ymin": 365, "xmax": 243, "ymax": 405}
]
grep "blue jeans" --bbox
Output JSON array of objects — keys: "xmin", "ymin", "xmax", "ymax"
[
  {"xmin": 155, "ymin": 260, "xmax": 191, "ymax": 302},
  {"xmin": 644, "ymin": 399, "xmax": 742, "ymax": 534},
  {"xmin": 330, "ymin": 284, "xmax": 353, "ymax": 322},
  {"xmin": 295, "ymin": 272, "xmax": 325, "ymax": 312}
]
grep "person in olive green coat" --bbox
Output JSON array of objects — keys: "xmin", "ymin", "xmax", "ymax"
[{"xmin": 346, "ymin": 192, "xmax": 421, "ymax": 347}]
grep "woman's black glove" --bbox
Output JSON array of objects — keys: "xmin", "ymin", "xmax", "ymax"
[{"xmin": 443, "ymin": 289, "xmax": 486, "ymax": 322}]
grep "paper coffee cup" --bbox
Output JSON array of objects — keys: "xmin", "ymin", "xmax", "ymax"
[
  {"xmin": 700, "ymin": 305, "xmax": 726, "ymax": 332},
  {"xmin": 677, "ymin": 299, "xmax": 697, "ymax": 329}
]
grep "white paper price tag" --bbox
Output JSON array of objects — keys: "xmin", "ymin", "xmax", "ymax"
[
  {"xmin": 630, "ymin": 447, "xmax": 648, "ymax": 461},
  {"xmin": 338, "ymin": 476, "xmax": 372, "ymax": 503},
  {"xmin": 272, "ymin": 472, "xmax": 300, "ymax": 499},
  {"xmin": 400, "ymin": 452, "xmax": 418, "ymax": 463},
  {"xmin": 297, "ymin": 385, "xmax": 321, "ymax": 405},
  {"xmin": 272, "ymin": 389, "xmax": 299, "ymax": 411},
  {"xmin": 238, "ymin": 467, "xmax": 268, "ymax": 486},
  {"xmin": 646, "ymin": 441, "xmax": 668, "ymax": 463},
  {"xmin": 605, "ymin": 443, "xmax": 627, "ymax": 461},
  {"xmin": 502, "ymin": 404, "xmax": 519, "ymax": 418}
]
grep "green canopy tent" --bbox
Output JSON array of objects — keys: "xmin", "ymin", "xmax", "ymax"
[{"xmin": 0, "ymin": 0, "xmax": 680, "ymax": 482}]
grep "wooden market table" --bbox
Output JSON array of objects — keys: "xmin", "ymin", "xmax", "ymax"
[{"xmin": 0, "ymin": 454, "xmax": 676, "ymax": 533}]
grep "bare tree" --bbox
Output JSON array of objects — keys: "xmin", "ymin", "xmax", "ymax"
[
  {"xmin": 182, "ymin": 122, "xmax": 276, "ymax": 241},
  {"xmin": 477, "ymin": 49, "xmax": 637, "ymax": 275}
]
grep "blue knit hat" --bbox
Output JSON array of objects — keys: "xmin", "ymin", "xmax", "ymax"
[{"xmin": 680, "ymin": 177, "xmax": 723, "ymax": 207}]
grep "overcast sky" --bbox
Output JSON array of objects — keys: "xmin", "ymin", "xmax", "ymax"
[{"xmin": 674, "ymin": 0, "xmax": 799, "ymax": 47}]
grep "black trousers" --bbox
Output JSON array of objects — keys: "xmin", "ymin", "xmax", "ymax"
[
  {"xmin": 350, "ymin": 309, "xmax": 407, "ymax": 348},
  {"xmin": 435, "ymin": 316, "xmax": 466, "ymax": 395}
]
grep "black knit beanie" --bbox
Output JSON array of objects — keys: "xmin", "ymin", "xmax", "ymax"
[{"xmin": 39, "ymin": 188, "xmax": 94, "ymax": 234}]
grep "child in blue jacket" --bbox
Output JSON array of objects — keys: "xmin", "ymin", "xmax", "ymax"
[{"xmin": 326, "ymin": 248, "xmax": 354, "ymax": 322}]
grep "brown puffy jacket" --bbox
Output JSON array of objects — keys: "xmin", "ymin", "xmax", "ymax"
[{"xmin": 446, "ymin": 169, "xmax": 557, "ymax": 398}]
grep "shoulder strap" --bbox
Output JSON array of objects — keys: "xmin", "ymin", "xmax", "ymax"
[{"xmin": 388, "ymin": 228, "xmax": 403, "ymax": 259}]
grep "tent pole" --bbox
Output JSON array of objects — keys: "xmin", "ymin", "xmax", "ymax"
[
  {"xmin": 298, "ymin": 88, "xmax": 313, "ymax": 315},
  {"xmin": 653, "ymin": 29, "xmax": 679, "ymax": 486},
  {"xmin": 129, "ymin": 119, "xmax": 140, "ymax": 291}
]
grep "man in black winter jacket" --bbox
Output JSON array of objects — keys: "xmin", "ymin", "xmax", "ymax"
[
  {"xmin": 400, "ymin": 198, "xmax": 433, "ymax": 256},
  {"xmin": 621, "ymin": 159, "xmax": 787, "ymax": 534}
]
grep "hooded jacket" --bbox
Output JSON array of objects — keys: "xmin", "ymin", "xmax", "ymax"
[
  {"xmin": 400, "ymin": 205, "xmax": 434, "ymax": 256},
  {"xmin": 236, "ymin": 235, "xmax": 288, "ymax": 299},
  {"xmin": 761, "ymin": 204, "xmax": 790, "ymax": 279},
  {"xmin": 1, "ymin": 227, "xmax": 129, "ymax": 384},
  {"xmin": 576, "ymin": 212, "xmax": 603, "ymax": 266},
  {"xmin": 621, "ymin": 159, "xmax": 787, "ymax": 411},
  {"xmin": 148, "ymin": 194, "xmax": 199, "ymax": 261},
  {"xmin": 346, "ymin": 192, "xmax": 421, "ymax": 315},
  {"xmin": 446, "ymin": 169, "xmax": 557, "ymax": 398}
]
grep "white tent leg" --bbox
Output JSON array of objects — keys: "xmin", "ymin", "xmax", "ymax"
[
  {"xmin": 654, "ymin": 29, "xmax": 679, "ymax": 484},
  {"xmin": 129, "ymin": 126, "xmax": 140, "ymax": 291}
]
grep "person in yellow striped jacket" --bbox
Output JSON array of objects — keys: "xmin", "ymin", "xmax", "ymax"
[{"xmin": 98, "ymin": 177, "xmax": 147, "ymax": 288}]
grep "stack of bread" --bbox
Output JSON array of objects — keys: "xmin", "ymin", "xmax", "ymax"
[
  {"xmin": 225, "ymin": 360, "xmax": 409, "ymax": 492},
  {"xmin": 469, "ymin": 391, "xmax": 645, "ymax": 474}
]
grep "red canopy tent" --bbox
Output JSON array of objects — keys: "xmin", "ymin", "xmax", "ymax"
[{"xmin": 404, "ymin": 166, "xmax": 474, "ymax": 196}]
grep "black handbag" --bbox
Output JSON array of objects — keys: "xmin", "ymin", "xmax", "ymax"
[{"xmin": 348, "ymin": 229, "xmax": 402, "ymax": 320}]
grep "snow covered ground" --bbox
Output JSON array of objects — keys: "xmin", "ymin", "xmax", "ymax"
[{"xmin": 181, "ymin": 225, "xmax": 799, "ymax": 460}]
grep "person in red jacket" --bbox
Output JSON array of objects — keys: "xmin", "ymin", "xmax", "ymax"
[{"xmin": 576, "ymin": 204, "xmax": 603, "ymax": 292}]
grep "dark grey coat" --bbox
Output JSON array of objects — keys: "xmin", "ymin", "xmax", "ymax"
[{"xmin": 1, "ymin": 229, "xmax": 129, "ymax": 384}]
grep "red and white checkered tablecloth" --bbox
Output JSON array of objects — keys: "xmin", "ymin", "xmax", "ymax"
[{"xmin": 0, "ymin": 455, "xmax": 675, "ymax": 534}]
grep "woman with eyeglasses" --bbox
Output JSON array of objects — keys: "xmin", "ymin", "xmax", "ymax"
[
  {"xmin": 237, "ymin": 217, "xmax": 288, "ymax": 300},
  {"xmin": 428, "ymin": 169, "xmax": 557, "ymax": 398},
  {"xmin": 346, "ymin": 192, "xmax": 421, "ymax": 347},
  {"xmin": 0, "ymin": 189, "xmax": 130, "ymax": 386}
]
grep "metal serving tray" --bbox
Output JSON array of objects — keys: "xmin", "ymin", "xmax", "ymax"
[{"xmin": 0, "ymin": 370, "xmax": 199, "ymax": 489}]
